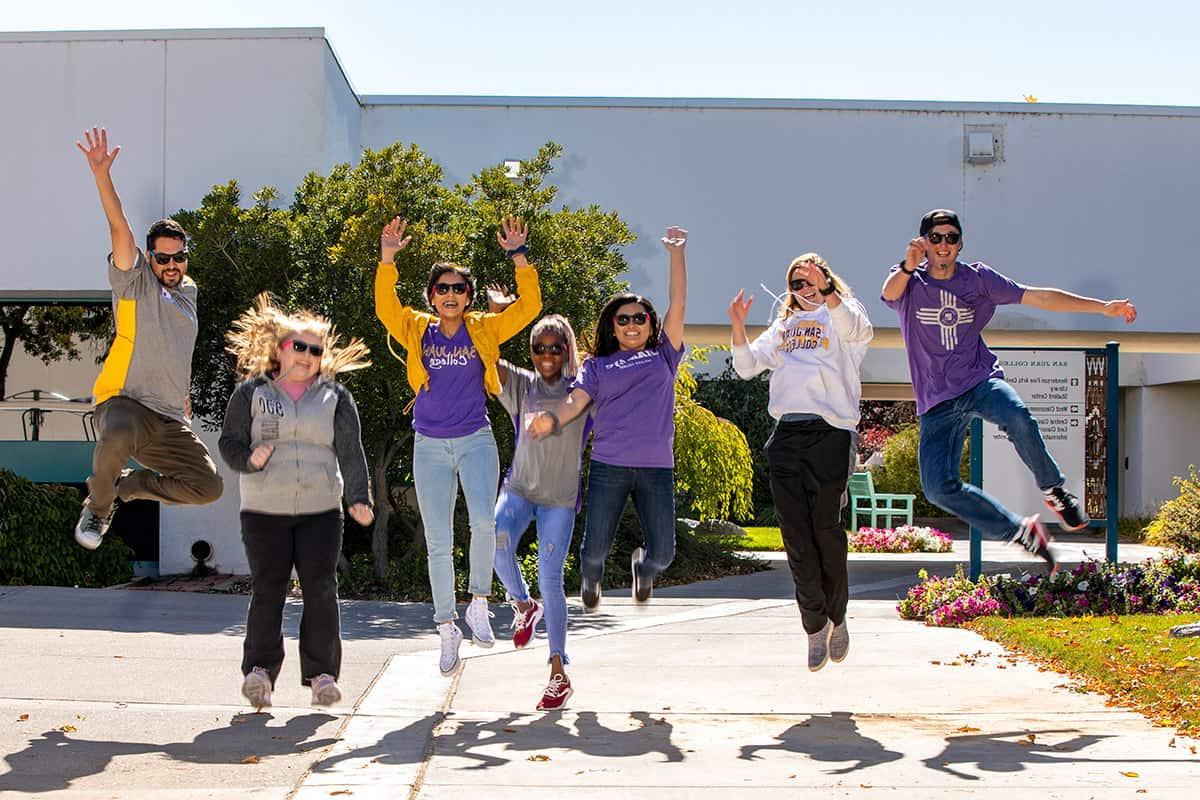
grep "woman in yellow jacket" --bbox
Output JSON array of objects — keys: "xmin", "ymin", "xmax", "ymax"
[{"xmin": 375, "ymin": 215, "xmax": 541, "ymax": 676}]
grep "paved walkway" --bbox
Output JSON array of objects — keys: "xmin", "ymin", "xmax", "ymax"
[{"xmin": 1, "ymin": 546, "xmax": 1196, "ymax": 798}]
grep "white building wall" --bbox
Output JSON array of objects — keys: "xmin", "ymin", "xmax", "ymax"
[{"xmin": 1121, "ymin": 384, "xmax": 1200, "ymax": 517}]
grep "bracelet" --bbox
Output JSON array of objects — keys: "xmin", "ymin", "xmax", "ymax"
[
  {"xmin": 819, "ymin": 284, "xmax": 836, "ymax": 296},
  {"xmin": 898, "ymin": 262, "xmax": 916, "ymax": 275},
  {"xmin": 506, "ymin": 244, "xmax": 529, "ymax": 258}
]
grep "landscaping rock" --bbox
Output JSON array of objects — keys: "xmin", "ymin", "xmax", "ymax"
[
  {"xmin": 1168, "ymin": 622, "xmax": 1200, "ymax": 638},
  {"xmin": 694, "ymin": 519, "xmax": 748, "ymax": 537}
]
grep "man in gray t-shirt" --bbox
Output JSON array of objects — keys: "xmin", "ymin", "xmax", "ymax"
[{"xmin": 72, "ymin": 127, "xmax": 223, "ymax": 550}]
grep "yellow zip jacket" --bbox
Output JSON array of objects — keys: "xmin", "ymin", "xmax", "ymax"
[{"xmin": 374, "ymin": 261, "xmax": 542, "ymax": 398}]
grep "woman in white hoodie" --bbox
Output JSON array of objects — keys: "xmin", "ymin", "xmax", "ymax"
[{"xmin": 728, "ymin": 253, "xmax": 873, "ymax": 672}]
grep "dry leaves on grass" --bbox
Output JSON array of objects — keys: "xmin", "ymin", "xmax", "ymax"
[
  {"xmin": 58, "ymin": 725, "xmax": 76, "ymax": 733},
  {"xmin": 527, "ymin": 754, "xmax": 551, "ymax": 762}
]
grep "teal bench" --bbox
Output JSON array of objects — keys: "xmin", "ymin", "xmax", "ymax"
[{"xmin": 848, "ymin": 471, "xmax": 915, "ymax": 530}]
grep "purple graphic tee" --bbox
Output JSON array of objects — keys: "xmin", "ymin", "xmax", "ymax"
[
  {"xmin": 882, "ymin": 261, "xmax": 1026, "ymax": 415},
  {"xmin": 412, "ymin": 323, "xmax": 489, "ymax": 438},
  {"xmin": 573, "ymin": 331, "xmax": 685, "ymax": 469}
]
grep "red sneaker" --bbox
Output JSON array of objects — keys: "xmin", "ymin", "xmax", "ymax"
[
  {"xmin": 536, "ymin": 673, "xmax": 573, "ymax": 711},
  {"xmin": 511, "ymin": 600, "xmax": 543, "ymax": 649}
]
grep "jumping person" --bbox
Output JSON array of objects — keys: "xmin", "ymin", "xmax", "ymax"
[
  {"xmin": 218, "ymin": 295, "xmax": 373, "ymax": 709},
  {"xmin": 728, "ymin": 254, "xmax": 873, "ymax": 671},
  {"xmin": 882, "ymin": 209, "xmax": 1137, "ymax": 571},
  {"xmin": 73, "ymin": 127, "xmax": 222, "ymax": 549},
  {"xmin": 491, "ymin": 313, "xmax": 589, "ymax": 711},
  {"xmin": 374, "ymin": 215, "xmax": 542, "ymax": 676},
  {"xmin": 528, "ymin": 227, "xmax": 688, "ymax": 608}
]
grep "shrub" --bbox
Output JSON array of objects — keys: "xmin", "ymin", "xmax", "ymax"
[
  {"xmin": 850, "ymin": 525, "xmax": 953, "ymax": 553},
  {"xmin": 873, "ymin": 423, "xmax": 969, "ymax": 518},
  {"xmin": 0, "ymin": 468, "xmax": 133, "ymax": 587},
  {"xmin": 1144, "ymin": 466, "xmax": 1200, "ymax": 553},
  {"xmin": 897, "ymin": 567, "xmax": 977, "ymax": 621}
]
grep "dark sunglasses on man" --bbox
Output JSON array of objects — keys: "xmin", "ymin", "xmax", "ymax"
[
  {"xmin": 285, "ymin": 340, "xmax": 324, "ymax": 357},
  {"xmin": 150, "ymin": 250, "xmax": 189, "ymax": 265},
  {"xmin": 925, "ymin": 232, "xmax": 961, "ymax": 245},
  {"xmin": 532, "ymin": 343, "xmax": 564, "ymax": 356},
  {"xmin": 615, "ymin": 312, "xmax": 649, "ymax": 326},
  {"xmin": 433, "ymin": 282, "xmax": 470, "ymax": 295}
]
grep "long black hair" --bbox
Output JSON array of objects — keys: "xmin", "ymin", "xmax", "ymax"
[
  {"xmin": 588, "ymin": 292, "xmax": 660, "ymax": 357},
  {"xmin": 424, "ymin": 262, "xmax": 476, "ymax": 310}
]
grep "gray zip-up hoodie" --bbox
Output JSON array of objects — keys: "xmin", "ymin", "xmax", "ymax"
[{"xmin": 218, "ymin": 375, "xmax": 372, "ymax": 516}]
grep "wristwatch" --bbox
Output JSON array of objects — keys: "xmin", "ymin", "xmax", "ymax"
[
  {"xmin": 898, "ymin": 261, "xmax": 917, "ymax": 275},
  {"xmin": 819, "ymin": 284, "xmax": 836, "ymax": 296}
]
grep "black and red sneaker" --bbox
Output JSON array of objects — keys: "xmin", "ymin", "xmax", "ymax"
[
  {"xmin": 510, "ymin": 600, "xmax": 543, "ymax": 649},
  {"xmin": 1043, "ymin": 485, "xmax": 1089, "ymax": 531},
  {"xmin": 1011, "ymin": 514, "xmax": 1060, "ymax": 574},
  {"xmin": 536, "ymin": 673, "xmax": 573, "ymax": 711}
]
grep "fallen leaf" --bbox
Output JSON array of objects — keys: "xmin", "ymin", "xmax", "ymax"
[
  {"xmin": 1120, "ymin": 771, "xmax": 1139, "ymax": 778},
  {"xmin": 528, "ymin": 754, "xmax": 550, "ymax": 762},
  {"xmin": 955, "ymin": 726, "xmax": 981, "ymax": 733},
  {"xmin": 330, "ymin": 792, "xmax": 353, "ymax": 797},
  {"xmin": 58, "ymin": 725, "xmax": 76, "ymax": 733},
  {"xmin": 930, "ymin": 660, "xmax": 941, "ymax": 665},
  {"xmin": 17, "ymin": 714, "xmax": 29, "ymax": 722},
  {"xmin": 241, "ymin": 755, "xmax": 261, "ymax": 764},
  {"xmin": 860, "ymin": 784, "xmax": 873, "ymax": 789},
  {"xmin": 1168, "ymin": 738, "xmax": 1176, "ymax": 748},
  {"xmin": 503, "ymin": 728, "xmax": 517, "ymax": 733}
]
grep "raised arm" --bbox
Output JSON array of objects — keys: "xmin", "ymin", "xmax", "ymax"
[
  {"xmin": 660, "ymin": 227, "xmax": 688, "ymax": 349},
  {"xmin": 489, "ymin": 216, "xmax": 542, "ymax": 342},
  {"xmin": 76, "ymin": 127, "xmax": 137, "ymax": 270},
  {"xmin": 374, "ymin": 216, "xmax": 418, "ymax": 341},
  {"xmin": 1021, "ymin": 287, "xmax": 1137, "ymax": 323},
  {"xmin": 526, "ymin": 388, "xmax": 593, "ymax": 440},
  {"xmin": 881, "ymin": 238, "xmax": 926, "ymax": 302},
  {"xmin": 728, "ymin": 290, "xmax": 772, "ymax": 379}
]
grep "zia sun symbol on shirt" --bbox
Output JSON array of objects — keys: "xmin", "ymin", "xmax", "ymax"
[
  {"xmin": 915, "ymin": 290, "xmax": 975, "ymax": 351},
  {"xmin": 425, "ymin": 342, "xmax": 477, "ymax": 369}
]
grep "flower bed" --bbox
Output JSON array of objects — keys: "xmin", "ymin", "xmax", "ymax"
[
  {"xmin": 899, "ymin": 551, "xmax": 1200, "ymax": 626},
  {"xmin": 850, "ymin": 525, "xmax": 953, "ymax": 554}
]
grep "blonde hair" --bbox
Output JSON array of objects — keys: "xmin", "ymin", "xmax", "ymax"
[
  {"xmin": 225, "ymin": 293, "xmax": 371, "ymax": 379},
  {"xmin": 778, "ymin": 253, "xmax": 855, "ymax": 318},
  {"xmin": 529, "ymin": 314, "xmax": 581, "ymax": 380}
]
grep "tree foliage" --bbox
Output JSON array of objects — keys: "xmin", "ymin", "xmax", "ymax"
[{"xmin": 0, "ymin": 304, "xmax": 111, "ymax": 398}]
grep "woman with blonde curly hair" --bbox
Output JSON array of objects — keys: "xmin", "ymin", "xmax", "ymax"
[
  {"xmin": 218, "ymin": 294, "xmax": 373, "ymax": 710},
  {"xmin": 728, "ymin": 253, "xmax": 873, "ymax": 672}
]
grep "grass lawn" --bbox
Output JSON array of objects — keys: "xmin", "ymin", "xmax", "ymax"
[
  {"xmin": 740, "ymin": 527, "xmax": 785, "ymax": 551},
  {"xmin": 970, "ymin": 613, "xmax": 1200, "ymax": 735}
]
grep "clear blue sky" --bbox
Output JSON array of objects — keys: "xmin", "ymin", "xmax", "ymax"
[{"xmin": 7, "ymin": 0, "xmax": 1199, "ymax": 105}]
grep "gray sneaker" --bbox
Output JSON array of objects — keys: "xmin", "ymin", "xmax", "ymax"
[
  {"xmin": 241, "ymin": 666, "xmax": 273, "ymax": 710},
  {"xmin": 808, "ymin": 621, "xmax": 832, "ymax": 672},
  {"xmin": 829, "ymin": 620, "xmax": 849, "ymax": 663}
]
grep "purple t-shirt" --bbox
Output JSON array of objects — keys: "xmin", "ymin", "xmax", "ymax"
[
  {"xmin": 882, "ymin": 261, "xmax": 1026, "ymax": 415},
  {"xmin": 412, "ymin": 323, "xmax": 489, "ymax": 438},
  {"xmin": 573, "ymin": 330, "xmax": 684, "ymax": 469}
]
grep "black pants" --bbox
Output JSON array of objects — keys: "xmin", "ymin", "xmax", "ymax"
[
  {"xmin": 765, "ymin": 419, "xmax": 853, "ymax": 635},
  {"xmin": 241, "ymin": 509, "xmax": 343, "ymax": 686}
]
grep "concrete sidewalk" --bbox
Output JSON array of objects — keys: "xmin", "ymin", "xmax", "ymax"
[{"xmin": 3, "ymin": 552, "xmax": 1197, "ymax": 799}]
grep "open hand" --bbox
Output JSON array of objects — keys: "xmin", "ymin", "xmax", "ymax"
[
  {"xmin": 380, "ymin": 217, "xmax": 413, "ymax": 263},
  {"xmin": 792, "ymin": 261, "xmax": 830, "ymax": 292},
  {"xmin": 348, "ymin": 503, "xmax": 374, "ymax": 527},
  {"xmin": 1103, "ymin": 299, "xmax": 1137, "ymax": 324},
  {"xmin": 727, "ymin": 290, "xmax": 754, "ymax": 325},
  {"xmin": 661, "ymin": 226, "xmax": 688, "ymax": 252},
  {"xmin": 496, "ymin": 216, "xmax": 529, "ymax": 252},
  {"xmin": 76, "ymin": 127, "xmax": 120, "ymax": 176},
  {"xmin": 485, "ymin": 283, "xmax": 516, "ymax": 313},
  {"xmin": 248, "ymin": 444, "xmax": 274, "ymax": 470}
]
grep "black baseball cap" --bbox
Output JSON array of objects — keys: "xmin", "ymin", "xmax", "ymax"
[{"xmin": 919, "ymin": 209, "xmax": 962, "ymax": 237}]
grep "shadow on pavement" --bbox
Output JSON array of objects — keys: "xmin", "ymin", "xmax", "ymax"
[
  {"xmin": 0, "ymin": 712, "xmax": 336, "ymax": 795},
  {"xmin": 738, "ymin": 711, "xmax": 903, "ymax": 774}
]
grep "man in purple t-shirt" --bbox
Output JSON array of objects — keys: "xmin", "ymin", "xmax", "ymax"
[{"xmin": 882, "ymin": 209, "xmax": 1137, "ymax": 570}]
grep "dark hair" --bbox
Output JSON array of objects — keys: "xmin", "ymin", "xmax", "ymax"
[
  {"xmin": 589, "ymin": 292, "xmax": 660, "ymax": 357},
  {"xmin": 425, "ymin": 262, "xmax": 476, "ymax": 310},
  {"xmin": 145, "ymin": 218, "xmax": 188, "ymax": 253}
]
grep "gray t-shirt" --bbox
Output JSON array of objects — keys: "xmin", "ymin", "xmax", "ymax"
[
  {"xmin": 92, "ymin": 250, "xmax": 198, "ymax": 421},
  {"xmin": 498, "ymin": 361, "xmax": 590, "ymax": 508}
]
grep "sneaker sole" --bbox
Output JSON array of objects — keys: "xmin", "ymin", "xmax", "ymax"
[
  {"xmin": 439, "ymin": 660, "xmax": 461, "ymax": 677},
  {"xmin": 241, "ymin": 685, "xmax": 272, "ymax": 709},
  {"xmin": 513, "ymin": 606, "xmax": 544, "ymax": 649},
  {"xmin": 471, "ymin": 636, "xmax": 495, "ymax": 649},
  {"xmin": 537, "ymin": 686, "xmax": 574, "ymax": 711},
  {"xmin": 74, "ymin": 530, "xmax": 103, "ymax": 550},
  {"xmin": 1044, "ymin": 500, "xmax": 1090, "ymax": 532}
]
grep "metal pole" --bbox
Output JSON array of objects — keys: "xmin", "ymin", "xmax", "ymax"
[
  {"xmin": 1106, "ymin": 342, "xmax": 1120, "ymax": 562},
  {"xmin": 969, "ymin": 417, "xmax": 983, "ymax": 580}
]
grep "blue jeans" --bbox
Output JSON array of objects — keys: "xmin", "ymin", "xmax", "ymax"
[
  {"xmin": 493, "ymin": 487, "xmax": 575, "ymax": 664},
  {"xmin": 919, "ymin": 378, "xmax": 1064, "ymax": 541},
  {"xmin": 580, "ymin": 460, "xmax": 676, "ymax": 585},
  {"xmin": 413, "ymin": 427, "xmax": 500, "ymax": 623}
]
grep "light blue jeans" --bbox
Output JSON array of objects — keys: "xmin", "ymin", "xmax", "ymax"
[
  {"xmin": 493, "ymin": 487, "xmax": 575, "ymax": 664},
  {"xmin": 413, "ymin": 427, "xmax": 500, "ymax": 623}
]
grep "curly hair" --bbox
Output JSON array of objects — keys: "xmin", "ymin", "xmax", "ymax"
[
  {"xmin": 225, "ymin": 293, "xmax": 371, "ymax": 379},
  {"xmin": 778, "ymin": 253, "xmax": 855, "ymax": 319}
]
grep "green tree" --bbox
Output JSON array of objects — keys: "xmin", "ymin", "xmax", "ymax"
[{"xmin": 0, "ymin": 304, "xmax": 111, "ymax": 399}]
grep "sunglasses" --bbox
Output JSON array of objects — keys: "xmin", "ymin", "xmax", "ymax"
[
  {"xmin": 789, "ymin": 279, "xmax": 816, "ymax": 291},
  {"xmin": 284, "ymin": 340, "xmax": 324, "ymax": 357},
  {"xmin": 925, "ymin": 232, "xmax": 961, "ymax": 245},
  {"xmin": 532, "ymin": 343, "xmax": 564, "ymax": 356},
  {"xmin": 150, "ymin": 250, "xmax": 189, "ymax": 265},
  {"xmin": 614, "ymin": 312, "xmax": 649, "ymax": 327},
  {"xmin": 433, "ymin": 282, "xmax": 470, "ymax": 295}
]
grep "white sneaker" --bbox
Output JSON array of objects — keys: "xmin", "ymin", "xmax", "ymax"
[
  {"xmin": 465, "ymin": 597, "xmax": 495, "ymax": 648},
  {"xmin": 310, "ymin": 673, "xmax": 342, "ymax": 706},
  {"xmin": 74, "ymin": 503, "xmax": 116, "ymax": 550},
  {"xmin": 241, "ymin": 666, "xmax": 273, "ymax": 710},
  {"xmin": 438, "ymin": 621, "xmax": 464, "ymax": 676}
]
